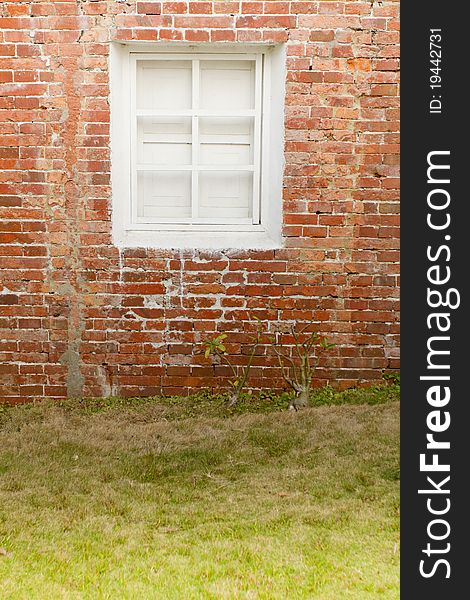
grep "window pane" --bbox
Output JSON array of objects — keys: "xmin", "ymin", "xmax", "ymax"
[
  {"xmin": 200, "ymin": 61, "xmax": 255, "ymax": 110},
  {"xmin": 137, "ymin": 171, "xmax": 191, "ymax": 219},
  {"xmin": 199, "ymin": 171, "xmax": 252, "ymax": 219},
  {"xmin": 137, "ymin": 117, "xmax": 191, "ymax": 165},
  {"xmin": 199, "ymin": 117, "xmax": 253, "ymax": 166},
  {"xmin": 136, "ymin": 60, "xmax": 192, "ymax": 110}
]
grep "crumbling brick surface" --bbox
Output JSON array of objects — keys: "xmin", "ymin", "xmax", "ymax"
[{"xmin": 0, "ymin": 1, "xmax": 400, "ymax": 402}]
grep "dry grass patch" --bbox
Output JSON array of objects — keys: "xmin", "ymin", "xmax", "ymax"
[{"xmin": 0, "ymin": 390, "xmax": 399, "ymax": 599}]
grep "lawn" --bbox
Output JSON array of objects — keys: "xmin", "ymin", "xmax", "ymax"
[{"xmin": 0, "ymin": 386, "xmax": 400, "ymax": 599}]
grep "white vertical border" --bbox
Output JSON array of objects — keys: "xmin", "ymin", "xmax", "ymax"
[
  {"xmin": 252, "ymin": 54, "xmax": 263, "ymax": 225},
  {"xmin": 260, "ymin": 50, "xmax": 271, "ymax": 233},
  {"xmin": 110, "ymin": 43, "xmax": 132, "ymax": 245},
  {"xmin": 191, "ymin": 59, "xmax": 200, "ymax": 220},
  {"xmin": 129, "ymin": 54, "xmax": 138, "ymax": 224}
]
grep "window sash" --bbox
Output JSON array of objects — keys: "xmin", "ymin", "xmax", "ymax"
[{"xmin": 129, "ymin": 53, "xmax": 263, "ymax": 226}]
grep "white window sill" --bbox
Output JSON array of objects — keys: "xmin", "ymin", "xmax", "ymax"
[{"xmin": 113, "ymin": 228, "xmax": 282, "ymax": 250}]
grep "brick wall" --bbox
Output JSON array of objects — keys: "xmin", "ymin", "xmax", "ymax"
[{"xmin": 0, "ymin": 0, "xmax": 400, "ymax": 403}]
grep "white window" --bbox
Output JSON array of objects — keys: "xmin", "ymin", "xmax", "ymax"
[{"xmin": 111, "ymin": 44, "xmax": 285, "ymax": 249}]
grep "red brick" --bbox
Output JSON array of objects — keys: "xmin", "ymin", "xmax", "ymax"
[
  {"xmin": 159, "ymin": 29, "xmax": 184, "ymax": 40},
  {"xmin": 0, "ymin": 0, "xmax": 400, "ymax": 403},
  {"xmin": 309, "ymin": 30, "xmax": 335, "ymax": 42},
  {"xmin": 264, "ymin": 2, "xmax": 290, "ymax": 14},
  {"xmin": 215, "ymin": 2, "xmax": 240, "ymax": 14},
  {"xmin": 137, "ymin": 2, "xmax": 162, "ymax": 14},
  {"xmin": 210, "ymin": 29, "xmax": 236, "ymax": 41},
  {"xmin": 188, "ymin": 2, "xmax": 212, "ymax": 14},
  {"xmin": 185, "ymin": 29, "xmax": 210, "ymax": 41},
  {"xmin": 174, "ymin": 15, "xmax": 233, "ymax": 27},
  {"xmin": 371, "ymin": 84, "xmax": 399, "ymax": 96},
  {"xmin": 236, "ymin": 15, "xmax": 296, "ymax": 28},
  {"xmin": 163, "ymin": 2, "xmax": 187, "ymax": 12}
]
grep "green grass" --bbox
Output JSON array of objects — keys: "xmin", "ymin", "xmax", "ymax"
[{"xmin": 0, "ymin": 385, "xmax": 399, "ymax": 599}]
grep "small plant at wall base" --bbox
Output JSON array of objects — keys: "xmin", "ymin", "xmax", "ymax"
[
  {"xmin": 203, "ymin": 325, "xmax": 262, "ymax": 407},
  {"xmin": 270, "ymin": 325, "xmax": 335, "ymax": 411}
]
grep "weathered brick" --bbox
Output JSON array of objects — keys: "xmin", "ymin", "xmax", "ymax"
[
  {"xmin": 236, "ymin": 15, "xmax": 296, "ymax": 28},
  {"xmin": 137, "ymin": 2, "xmax": 162, "ymax": 15},
  {"xmin": 0, "ymin": 0, "xmax": 400, "ymax": 402}
]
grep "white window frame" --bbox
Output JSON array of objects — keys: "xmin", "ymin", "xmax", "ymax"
[{"xmin": 110, "ymin": 43, "xmax": 286, "ymax": 250}]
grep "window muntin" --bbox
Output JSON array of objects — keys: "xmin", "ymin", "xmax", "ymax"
[{"xmin": 130, "ymin": 54, "xmax": 263, "ymax": 226}]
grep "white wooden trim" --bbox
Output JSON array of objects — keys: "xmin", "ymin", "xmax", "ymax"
[
  {"xmin": 111, "ymin": 43, "xmax": 285, "ymax": 249},
  {"xmin": 118, "ymin": 229, "xmax": 280, "ymax": 251},
  {"xmin": 136, "ymin": 109, "xmax": 256, "ymax": 117},
  {"xmin": 136, "ymin": 165, "xmax": 255, "ymax": 171},
  {"xmin": 129, "ymin": 54, "xmax": 138, "ymax": 223},
  {"xmin": 126, "ymin": 221, "xmax": 263, "ymax": 231},
  {"xmin": 252, "ymin": 53, "xmax": 262, "ymax": 225},
  {"xmin": 261, "ymin": 51, "xmax": 271, "ymax": 233},
  {"xmin": 131, "ymin": 53, "xmax": 259, "ymax": 61},
  {"xmin": 191, "ymin": 59, "xmax": 200, "ymax": 220},
  {"xmin": 131, "ymin": 53, "xmax": 262, "ymax": 226},
  {"xmin": 126, "ymin": 43, "xmax": 273, "ymax": 55}
]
